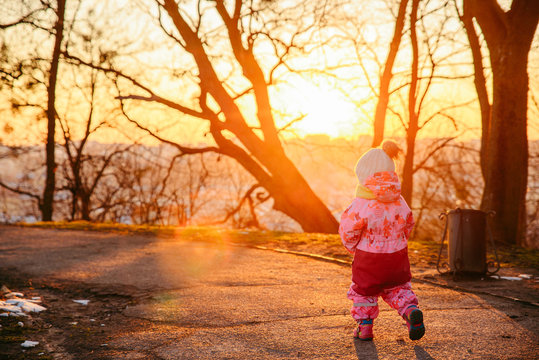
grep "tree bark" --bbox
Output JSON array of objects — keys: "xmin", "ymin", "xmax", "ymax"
[
  {"xmin": 264, "ymin": 156, "xmax": 339, "ymax": 233},
  {"xmin": 467, "ymin": 0, "xmax": 538, "ymax": 244},
  {"xmin": 372, "ymin": 0, "xmax": 409, "ymax": 147},
  {"xmin": 41, "ymin": 0, "xmax": 66, "ymax": 221},
  {"xmin": 481, "ymin": 41, "xmax": 532, "ymax": 244}
]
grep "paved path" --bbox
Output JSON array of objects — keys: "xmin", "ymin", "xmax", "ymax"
[{"xmin": 0, "ymin": 226, "xmax": 537, "ymax": 359}]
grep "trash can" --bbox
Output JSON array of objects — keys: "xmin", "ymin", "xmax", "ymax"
[{"xmin": 437, "ymin": 208, "xmax": 499, "ymax": 275}]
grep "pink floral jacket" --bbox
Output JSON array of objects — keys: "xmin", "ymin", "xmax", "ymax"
[{"xmin": 339, "ymin": 171, "xmax": 415, "ymax": 295}]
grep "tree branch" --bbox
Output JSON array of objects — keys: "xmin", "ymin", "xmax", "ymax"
[
  {"xmin": 116, "ymin": 94, "xmax": 221, "ymax": 156},
  {"xmin": 465, "ymin": 0, "xmax": 508, "ymax": 47},
  {"xmin": 214, "ymin": 0, "xmax": 281, "ymax": 148},
  {"xmin": 413, "ymin": 137, "xmax": 456, "ymax": 174},
  {"xmin": 0, "ymin": 180, "xmax": 41, "ymax": 202},
  {"xmin": 0, "ymin": 5, "xmax": 48, "ymax": 29},
  {"xmin": 62, "ymin": 52, "xmax": 213, "ymax": 121}
]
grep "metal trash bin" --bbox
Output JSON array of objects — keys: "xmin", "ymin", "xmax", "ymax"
[{"xmin": 437, "ymin": 208, "xmax": 499, "ymax": 276}]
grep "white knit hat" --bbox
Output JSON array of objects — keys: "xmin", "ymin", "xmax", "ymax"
[{"xmin": 355, "ymin": 148, "xmax": 395, "ymax": 185}]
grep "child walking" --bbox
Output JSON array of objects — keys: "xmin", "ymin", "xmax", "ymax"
[{"xmin": 339, "ymin": 140, "xmax": 425, "ymax": 341}]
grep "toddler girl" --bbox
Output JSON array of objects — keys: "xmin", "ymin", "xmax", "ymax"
[{"xmin": 339, "ymin": 140, "xmax": 425, "ymax": 341}]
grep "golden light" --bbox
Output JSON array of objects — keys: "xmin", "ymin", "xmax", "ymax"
[{"xmin": 274, "ymin": 77, "xmax": 371, "ymax": 138}]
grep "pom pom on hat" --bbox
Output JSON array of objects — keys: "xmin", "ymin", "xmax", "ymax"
[
  {"xmin": 381, "ymin": 140, "xmax": 401, "ymax": 159},
  {"xmin": 355, "ymin": 140, "xmax": 401, "ymax": 185}
]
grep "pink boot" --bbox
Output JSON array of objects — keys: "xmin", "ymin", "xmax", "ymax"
[
  {"xmin": 353, "ymin": 319, "xmax": 373, "ymax": 341},
  {"xmin": 404, "ymin": 305, "xmax": 425, "ymax": 340}
]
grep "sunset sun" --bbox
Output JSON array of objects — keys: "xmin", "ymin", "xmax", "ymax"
[{"xmin": 275, "ymin": 78, "xmax": 367, "ymax": 138}]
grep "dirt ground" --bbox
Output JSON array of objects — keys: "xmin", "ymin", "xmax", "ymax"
[
  {"xmin": 0, "ymin": 268, "xmax": 147, "ymax": 360},
  {"xmin": 1, "ymin": 225, "xmax": 538, "ymax": 359}
]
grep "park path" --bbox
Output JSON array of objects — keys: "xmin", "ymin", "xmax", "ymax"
[{"xmin": 0, "ymin": 225, "xmax": 537, "ymax": 359}]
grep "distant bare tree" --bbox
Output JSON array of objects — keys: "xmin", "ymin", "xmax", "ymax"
[
  {"xmin": 0, "ymin": 146, "xmax": 48, "ymax": 221},
  {"xmin": 527, "ymin": 142, "xmax": 539, "ymax": 248},
  {"xmin": 412, "ymin": 139, "xmax": 483, "ymax": 239},
  {"xmin": 0, "ymin": 0, "xmax": 66, "ymax": 221},
  {"xmin": 56, "ymin": 63, "xmax": 131, "ymax": 220},
  {"xmin": 392, "ymin": 0, "xmax": 466, "ymax": 205},
  {"xmin": 157, "ymin": 153, "xmax": 211, "ymax": 226},
  {"xmin": 104, "ymin": 147, "xmax": 212, "ymax": 226},
  {"xmin": 214, "ymin": 158, "xmax": 271, "ymax": 229}
]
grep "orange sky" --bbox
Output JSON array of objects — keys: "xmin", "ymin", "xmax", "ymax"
[{"xmin": 0, "ymin": 0, "xmax": 538, "ymax": 146}]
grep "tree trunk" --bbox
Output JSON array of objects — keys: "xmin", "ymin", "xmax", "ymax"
[
  {"xmin": 210, "ymin": 126, "xmax": 339, "ymax": 232},
  {"xmin": 401, "ymin": 123, "xmax": 418, "ymax": 205},
  {"xmin": 460, "ymin": 1, "xmax": 491, "ymax": 180},
  {"xmin": 401, "ymin": 0, "xmax": 420, "ymax": 205},
  {"xmin": 80, "ymin": 193, "xmax": 91, "ymax": 221},
  {"xmin": 481, "ymin": 40, "xmax": 531, "ymax": 244},
  {"xmin": 265, "ymin": 156, "xmax": 338, "ymax": 233},
  {"xmin": 372, "ymin": 0, "xmax": 409, "ymax": 147},
  {"xmin": 41, "ymin": 0, "xmax": 66, "ymax": 221},
  {"xmin": 467, "ymin": 0, "xmax": 538, "ymax": 245}
]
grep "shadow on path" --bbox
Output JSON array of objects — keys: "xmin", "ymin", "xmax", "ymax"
[
  {"xmin": 354, "ymin": 341, "xmax": 436, "ymax": 360},
  {"xmin": 414, "ymin": 345, "xmax": 436, "ymax": 359},
  {"xmin": 354, "ymin": 339, "xmax": 435, "ymax": 360},
  {"xmin": 354, "ymin": 339, "xmax": 379, "ymax": 360}
]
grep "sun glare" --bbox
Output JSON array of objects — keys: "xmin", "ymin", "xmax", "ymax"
[{"xmin": 275, "ymin": 79, "xmax": 367, "ymax": 138}]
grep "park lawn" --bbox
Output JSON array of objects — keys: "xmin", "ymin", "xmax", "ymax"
[{"xmin": 19, "ymin": 221, "xmax": 539, "ymax": 270}]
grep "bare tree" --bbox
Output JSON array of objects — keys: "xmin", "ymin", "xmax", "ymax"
[
  {"xmin": 0, "ymin": 145, "xmax": 48, "ymax": 222},
  {"xmin": 407, "ymin": 140, "xmax": 484, "ymax": 247},
  {"xmin": 156, "ymin": 153, "xmax": 211, "ymax": 226},
  {"xmin": 96, "ymin": 146, "xmax": 213, "ymax": 226},
  {"xmin": 56, "ymin": 57, "xmax": 131, "ymax": 221},
  {"xmin": 0, "ymin": 0, "xmax": 66, "ymax": 221},
  {"xmin": 42, "ymin": 0, "xmax": 66, "ymax": 221},
  {"xmin": 401, "ymin": 0, "xmax": 421, "ymax": 203},
  {"xmin": 392, "ymin": 0, "xmax": 465, "ymax": 205},
  {"xmin": 65, "ymin": 0, "xmax": 339, "ymax": 232},
  {"xmin": 463, "ymin": 0, "xmax": 538, "ymax": 245}
]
